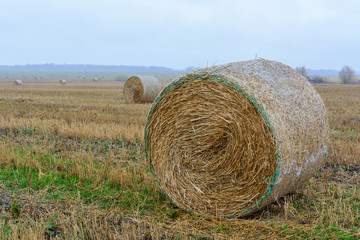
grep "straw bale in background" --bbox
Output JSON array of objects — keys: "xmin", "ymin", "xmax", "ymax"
[
  {"xmin": 124, "ymin": 75, "xmax": 162, "ymax": 103},
  {"xmin": 13, "ymin": 80, "xmax": 23, "ymax": 85}
]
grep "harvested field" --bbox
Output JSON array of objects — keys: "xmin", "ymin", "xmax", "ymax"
[{"xmin": 0, "ymin": 82, "xmax": 359, "ymax": 239}]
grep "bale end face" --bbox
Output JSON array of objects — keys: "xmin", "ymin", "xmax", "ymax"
[
  {"xmin": 123, "ymin": 76, "xmax": 144, "ymax": 103},
  {"xmin": 146, "ymin": 74, "xmax": 279, "ymax": 217}
]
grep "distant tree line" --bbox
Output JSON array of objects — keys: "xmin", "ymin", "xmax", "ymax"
[
  {"xmin": 296, "ymin": 65, "xmax": 358, "ymax": 84},
  {"xmin": 295, "ymin": 66, "xmax": 327, "ymax": 83}
]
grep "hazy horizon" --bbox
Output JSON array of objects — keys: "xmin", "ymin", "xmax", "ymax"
[
  {"xmin": 0, "ymin": 62, "xmax": 349, "ymax": 74},
  {"xmin": 1, "ymin": 0, "xmax": 359, "ymax": 71}
]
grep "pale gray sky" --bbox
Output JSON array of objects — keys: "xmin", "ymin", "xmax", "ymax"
[{"xmin": 0, "ymin": 0, "xmax": 359, "ymax": 70}]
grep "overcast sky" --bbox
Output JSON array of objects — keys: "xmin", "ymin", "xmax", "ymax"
[{"xmin": 0, "ymin": 0, "xmax": 359, "ymax": 71}]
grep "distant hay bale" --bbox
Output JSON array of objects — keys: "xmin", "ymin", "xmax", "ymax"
[
  {"xmin": 93, "ymin": 77, "xmax": 98, "ymax": 82},
  {"xmin": 14, "ymin": 80, "xmax": 23, "ymax": 85},
  {"xmin": 59, "ymin": 79, "xmax": 67, "ymax": 84},
  {"xmin": 145, "ymin": 59, "xmax": 328, "ymax": 217},
  {"xmin": 123, "ymin": 75, "xmax": 162, "ymax": 103}
]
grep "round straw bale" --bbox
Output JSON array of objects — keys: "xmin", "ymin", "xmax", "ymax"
[
  {"xmin": 124, "ymin": 75, "xmax": 162, "ymax": 103},
  {"xmin": 59, "ymin": 79, "xmax": 67, "ymax": 84},
  {"xmin": 145, "ymin": 58, "xmax": 328, "ymax": 217},
  {"xmin": 14, "ymin": 80, "xmax": 23, "ymax": 85}
]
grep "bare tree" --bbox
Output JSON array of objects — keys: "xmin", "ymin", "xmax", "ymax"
[
  {"xmin": 295, "ymin": 66, "xmax": 308, "ymax": 77},
  {"xmin": 339, "ymin": 66, "xmax": 356, "ymax": 84}
]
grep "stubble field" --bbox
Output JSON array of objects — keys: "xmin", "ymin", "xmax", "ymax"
[{"xmin": 0, "ymin": 82, "xmax": 359, "ymax": 239}]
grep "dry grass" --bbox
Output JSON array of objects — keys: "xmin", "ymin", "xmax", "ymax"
[
  {"xmin": 0, "ymin": 83, "xmax": 149, "ymax": 143},
  {"xmin": 0, "ymin": 82, "xmax": 359, "ymax": 239}
]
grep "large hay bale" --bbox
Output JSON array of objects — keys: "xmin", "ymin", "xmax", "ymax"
[
  {"xmin": 14, "ymin": 80, "xmax": 23, "ymax": 85},
  {"xmin": 145, "ymin": 59, "xmax": 328, "ymax": 217},
  {"xmin": 59, "ymin": 79, "xmax": 67, "ymax": 84},
  {"xmin": 123, "ymin": 75, "xmax": 162, "ymax": 103}
]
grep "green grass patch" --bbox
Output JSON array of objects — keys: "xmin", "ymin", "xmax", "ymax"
[
  {"xmin": 0, "ymin": 144, "xmax": 167, "ymax": 215},
  {"xmin": 0, "ymin": 165, "xmax": 165, "ymax": 214}
]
